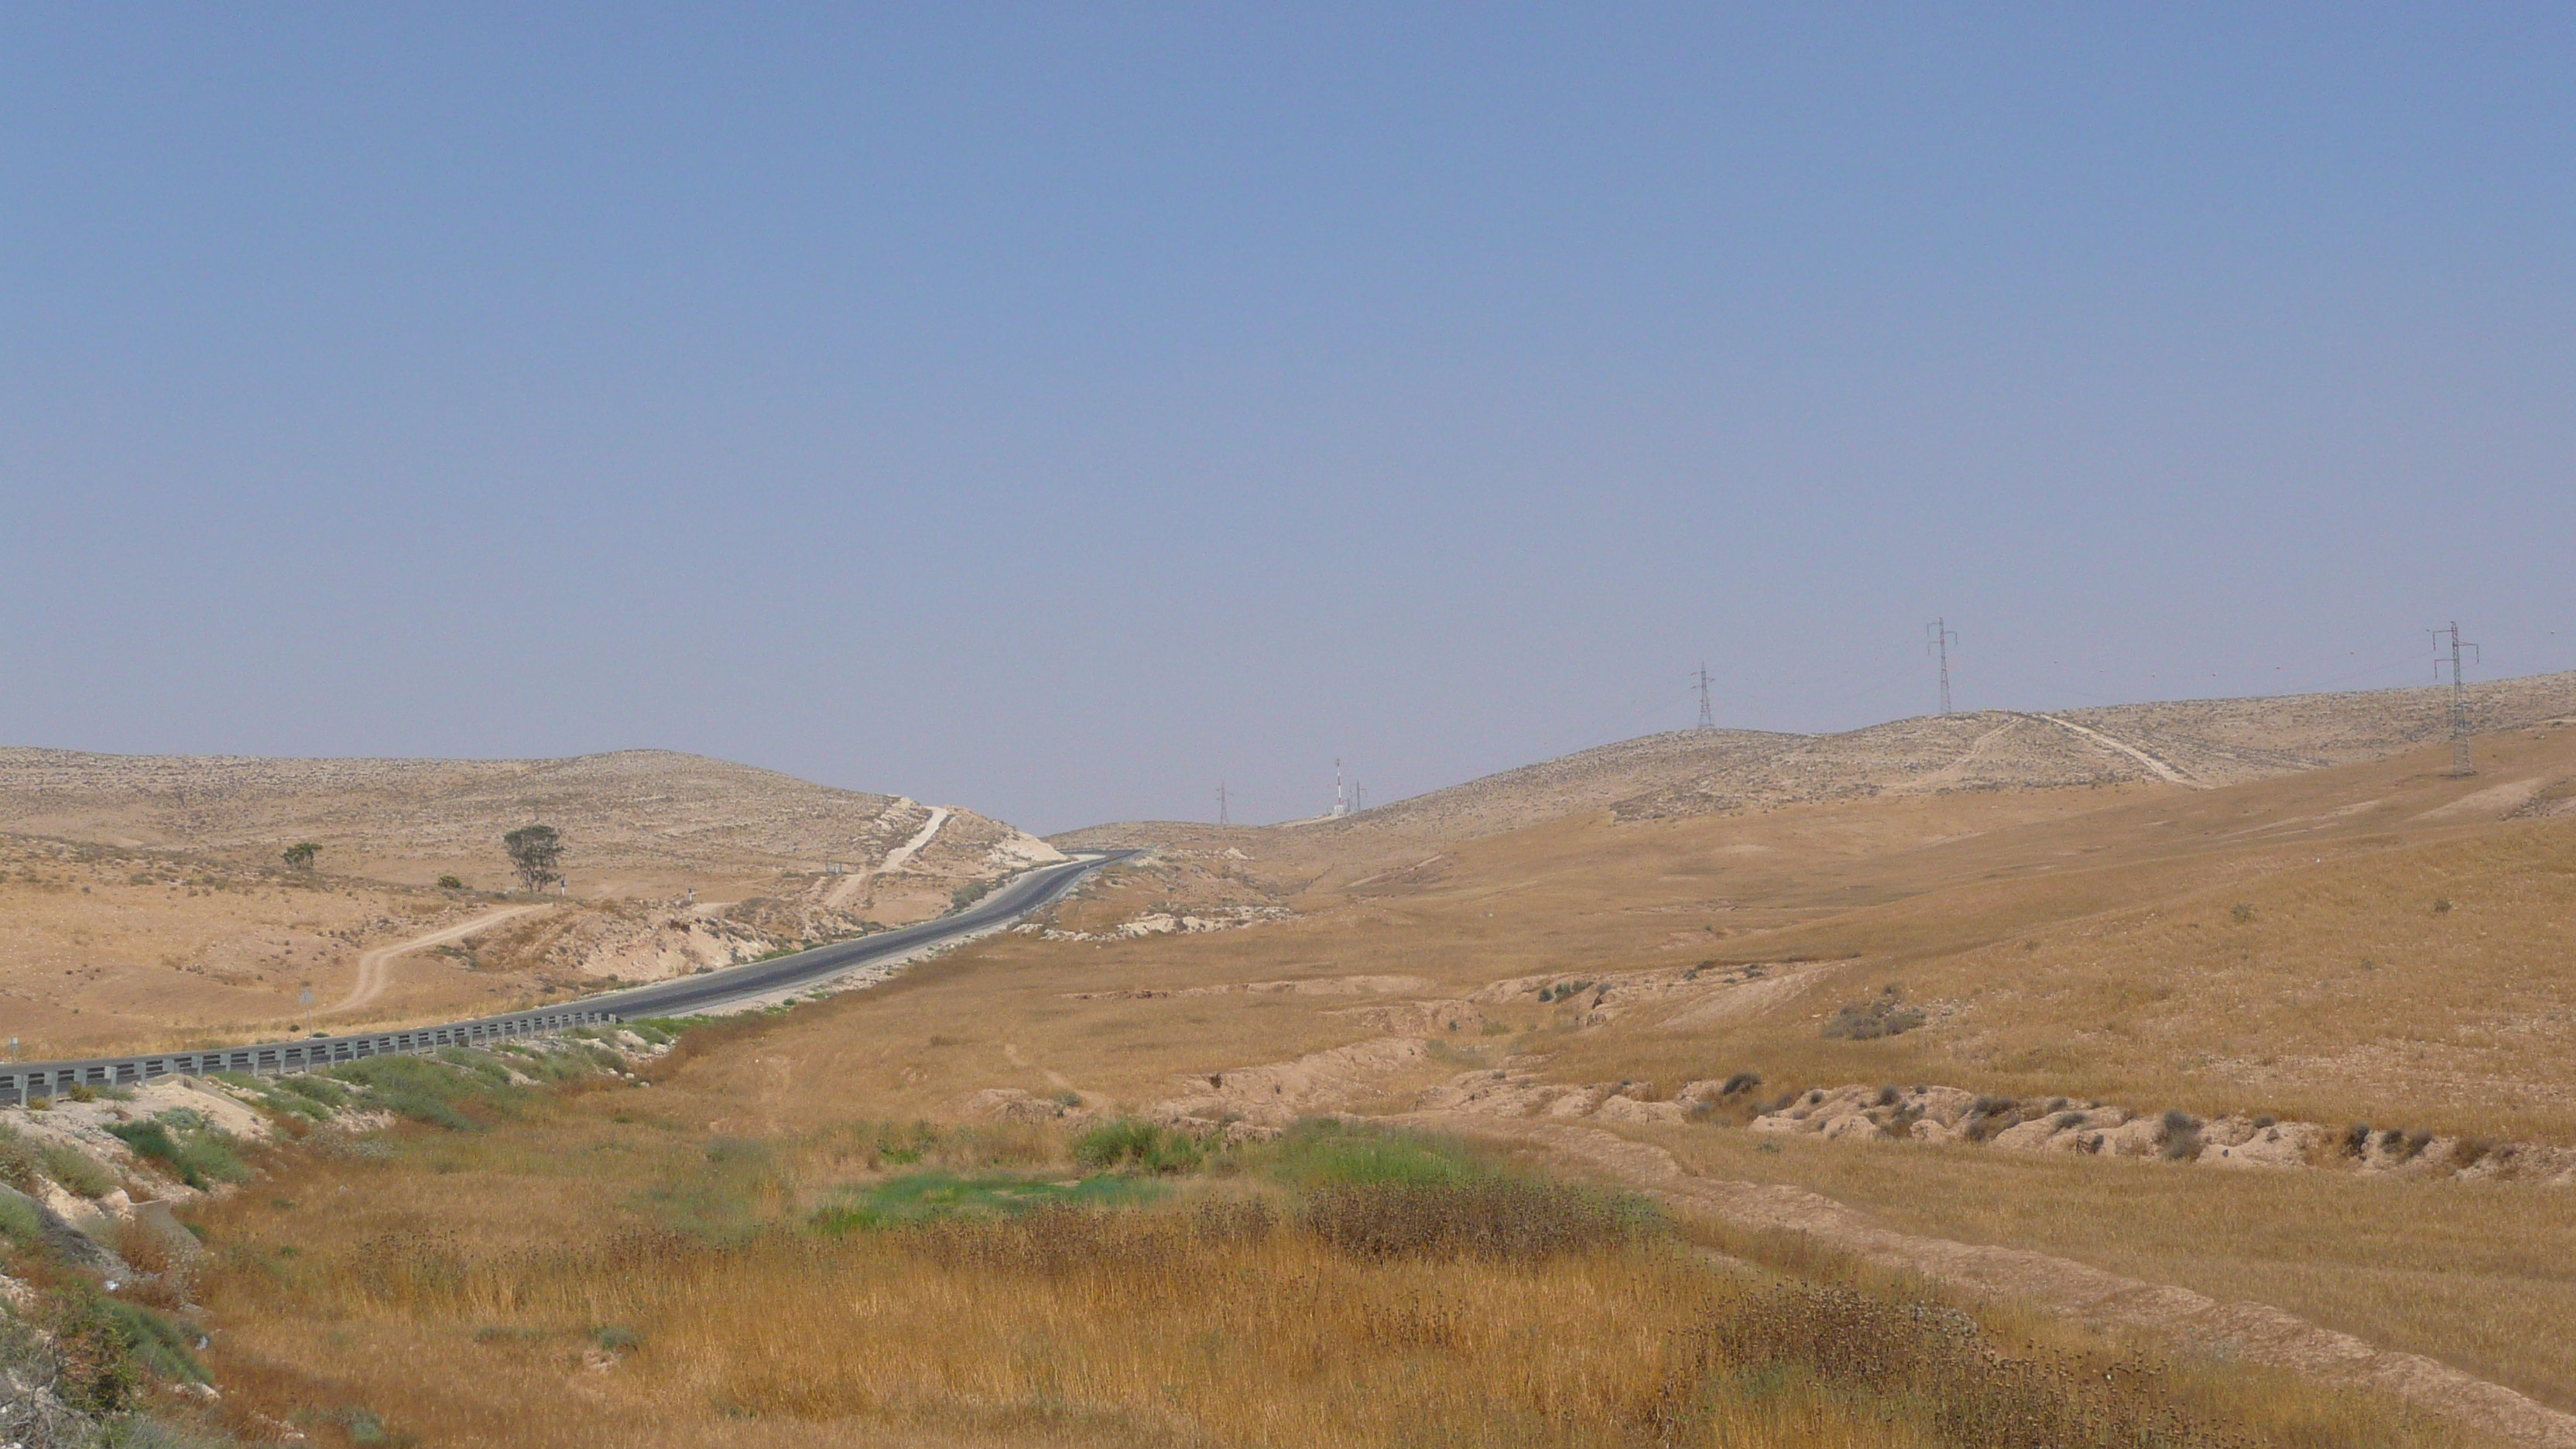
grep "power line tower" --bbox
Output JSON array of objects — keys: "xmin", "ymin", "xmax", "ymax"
[
  {"xmin": 1216, "ymin": 781, "xmax": 1230, "ymax": 824},
  {"xmin": 2430, "ymin": 621, "xmax": 2481, "ymax": 776},
  {"xmin": 1926, "ymin": 618, "xmax": 1958, "ymax": 716},
  {"xmin": 1694, "ymin": 662, "xmax": 1716, "ymax": 730}
]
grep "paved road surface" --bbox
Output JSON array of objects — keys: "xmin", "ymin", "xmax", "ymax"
[
  {"xmin": 2, "ymin": 851, "xmax": 1122, "ymax": 1096},
  {"xmin": 589, "ymin": 850, "xmax": 1115, "ymax": 1018}
]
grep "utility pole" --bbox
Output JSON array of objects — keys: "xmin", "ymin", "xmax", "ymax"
[
  {"xmin": 1694, "ymin": 662, "xmax": 1716, "ymax": 731},
  {"xmin": 1927, "ymin": 619, "xmax": 1959, "ymax": 716},
  {"xmin": 2430, "ymin": 621, "xmax": 2481, "ymax": 776},
  {"xmin": 1216, "ymin": 782, "xmax": 1230, "ymax": 824}
]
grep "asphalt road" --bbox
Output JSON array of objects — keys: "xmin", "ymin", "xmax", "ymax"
[
  {"xmin": 2, "ymin": 851, "xmax": 1123, "ymax": 1088},
  {"xmin": 587, "ymin": 851, "xmax": 1120, "ymax": 1018}
]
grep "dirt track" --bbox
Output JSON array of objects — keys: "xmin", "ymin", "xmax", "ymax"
[
  {"xmin": 1407, "ymin": 1112, "xmax": 2576, "ymax": 1449},
  {"xmin": 332, "ymin": 905, "xmax": 547, "ymax": 1014}
]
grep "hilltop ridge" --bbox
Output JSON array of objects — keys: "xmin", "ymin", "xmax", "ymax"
[
  {"xmin": 1054, "ymin": 670, "xmax": 2576, "ymax": 849},
  {"xmin": 0, "ymin": 745, "xmax": 1062, "ymax": 889}
]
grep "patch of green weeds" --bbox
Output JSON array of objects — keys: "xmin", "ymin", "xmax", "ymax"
[
  {"xmin": 327, "ymin": 1055, "xmax": 513, "ymax": 1130},
  {"xmin": 41, "ymin": 1141, "xmax": 120, "ymax": 1197},
  {"xmin": 1259, "ymin": 1118, "xmax": 1486, "ymax": 1190},
  {"xmin": 271, "ymin": 1074, "xmax": 350, "ymax": 1111},
  {"xmin": 0, "ymin": 1122, "xmax": 46, "ymax": 1192},
  {"xmin": 0, "ymin": 1187, "xmax": 43, "ymax": 1247},
  {"xmin": 39, "ymin": 1290, "xmax": 207, "ymax": 1413},
  {"xmin": 433, "ymin": 1047, "xmax": 515, "ymax": 1088},
  {"xmin": 809, "ymin": 1170, "xmax": 1166, "ymax": 1233},
  {"xmin": 105, "ymin": 1112, "xmax": 249, "ymax": 1190},
  {"xmin": 1070, "ymin": 1119, "xmax": 1207, "ymax": 1175}
]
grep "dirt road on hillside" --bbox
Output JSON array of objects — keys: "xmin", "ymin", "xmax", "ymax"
[
  {"xmin": 826, "ymin": 806, "xmax": 950, "ymax": 909},
  {"xmin": 1405, "ymin": 1112, "xmax": 2576, "ymax": 1449},
  {"xmin": 331, "ymin": 906, "xmax": 548, "ymax": 1015},
  {"xmin": 2033, "ymin": 712, "xmax": 2204, "ymax": 786}
]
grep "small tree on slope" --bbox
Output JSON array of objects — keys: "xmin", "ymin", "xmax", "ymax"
[{"xmin": 503, "ymin": 824, "xmax": 564, "ymax": 892}]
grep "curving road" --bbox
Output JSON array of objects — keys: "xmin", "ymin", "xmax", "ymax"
[
  {"xmin": 2, "ymin": 851, "xmax": 1124, "ymax": 1102},
  {"xmin": 587, "ymin": 850, "xmax": 1117, "ymax": 1018}
]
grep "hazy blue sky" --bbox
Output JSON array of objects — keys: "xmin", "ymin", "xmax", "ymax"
[{"xmin": 4, "ymin": 7, "xmax": 2570, "ymax": 832}]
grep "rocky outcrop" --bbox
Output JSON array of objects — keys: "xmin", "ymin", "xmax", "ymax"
[{"xmin": 1414, "ymin": 1067, "xmax": 2576, "ymax": 1187}]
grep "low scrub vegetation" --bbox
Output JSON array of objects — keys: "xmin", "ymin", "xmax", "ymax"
[
  {"xmin": 1821, "ymin": 985, "xmax": 1926, "ymax": 1040},
  {"xmin": 106, "ymin": 1111, "xmax": 249, "ymax": 1190},
  {"xmin": 187, "ymin": 1115, "xmax": 2470, "ymax": 1449}
]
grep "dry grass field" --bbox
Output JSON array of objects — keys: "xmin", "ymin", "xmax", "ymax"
[{"xmin": 176, "ymin": 1071, "xmax": 2478, "ymax": 1449}]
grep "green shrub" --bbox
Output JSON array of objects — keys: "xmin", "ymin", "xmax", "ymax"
[
  {"xmin": 0, "ymin": 1188, "xmax": 43, "ymax": 1247},
  {"xmin": 41, "ymin": 1142, "xmax": 119, "ymax": 1197},
  {"xmin": 329, "ymin": 1054, "xmax": 514, "ymax": 1130},
  {"xmin": 1071, "ymin": 1118, "xmax": 1204, "ymax": 1175},
  {"xmin": 43, "ymin": 1291, "xmax": 206, "ymax": 1413},
  {"xmin": 0, "ymin": 1122, "xmax": 44, "ymax": 1192},
  {"xmin": 105, "ymin": 1114, "xmax": 249, "ymax": 1190},
  {"xmin": 810, "ymin": 1170, "xmax": 1166, "ymax": 1233},
  {"xmin": 272, "ymin": 1074, "xmax": 351, "ymax": 1110},
  {"xmin": 434, "ymin": 1047, "xmax": 515, "ymax": 1087},
  {"xmin": 1264, "ymin": 1120, "xmax": 1482, "ymax": 1190},
  {"xmin": 1821, "ymin": 987, "xmax": 1926, "ymax": 1040},
  {"xmin": 2158, "ymin": 1109, "xmax": 2204, "ymax": 1162}
]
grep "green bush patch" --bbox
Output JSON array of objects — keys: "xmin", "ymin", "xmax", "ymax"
[
  {"xmin": 1264, "ymin": 1119, "xmax": 1486, "ymax": 1190},
  {"xmin": 105, "ymin": 1112, "xmax": 249, "ymax": 1190},
  {"xmin": 1070, "ymin": 1118, "xmax": 1208, "ymax": 1175},
  {"xmin": 810, "ymin": 1170, "xmax": 1166, "ymax": 1233}
]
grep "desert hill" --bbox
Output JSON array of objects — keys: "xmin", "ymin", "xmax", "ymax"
[
  {"xmin": 0, "ymin": 747, "xmax": 1067, "ymax": 1057},
  {"xmin": 1054, "ymin": 670, "xmax": 2576, "ymax": 851},
  {"xmin": 0, "ymin": 746, "xmax": 1063, "ymax": 892}
]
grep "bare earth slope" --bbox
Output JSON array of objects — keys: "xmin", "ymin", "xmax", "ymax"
[
  {"xmin": 0, "ymin": 748, "xmax": 1065, "ymax": 1055},
  {"xmin": 1057, "ymin": 670, "xmax": 2576, "ymax": 853},
  {"xmin": 0, "ymin": 746, "xmax": 1059, "ymax": 890}
]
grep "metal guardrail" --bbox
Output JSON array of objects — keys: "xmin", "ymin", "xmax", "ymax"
[
  {"xmin": 1, "ymin": 851, "xmax": 1128, "ymax": 1108},
  {"xmin": 1, "ymin": 1005, "xmax": 625, "ymax": 1106}
]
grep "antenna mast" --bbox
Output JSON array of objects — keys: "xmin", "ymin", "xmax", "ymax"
[
  {"xmin": 2430, "ymin": 621, "xmax": 2481, "ymax": 776},
  {"xmin": 1926, "ymin": 619, "xmax": 1959, "ymax": 716},
  {"xmin": 1694, "ymin": 662, "xmax": 1716, "ymax": 731},
  {"xmin": 1216, "ymin": 781, "xmax": 1230, "ymax": 824},
  {"xmin": 1333, "ymin": 759, "xmax": 1347, "ymax": 818}
]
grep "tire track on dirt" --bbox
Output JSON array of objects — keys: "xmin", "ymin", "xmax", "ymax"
[
  {"xmin": 331, "ymin": 906, "xmax": 548, "ymax": 1016},
  {"xmin": 1404, "ymin": 1113, "xmax": 2576, "ymax": 1449}
]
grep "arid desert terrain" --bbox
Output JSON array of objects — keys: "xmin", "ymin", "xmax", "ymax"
[{"xmin": 8, "ymin": 672, "xmax": 2576, "ymax": 1449}]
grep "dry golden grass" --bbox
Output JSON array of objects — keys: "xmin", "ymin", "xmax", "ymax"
[
  {"xmin": 1612, "ymin": 1124, "xmax": 2576, "ymax": 1413},
  {"xmin": 187, "ymin": 1101, "xmax": 2477, "ymax": 1449}
]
